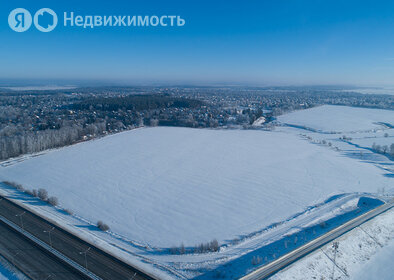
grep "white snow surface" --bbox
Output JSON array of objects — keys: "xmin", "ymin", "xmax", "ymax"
[
  {"xmin": 0, "ymin": 256, "xmax": 23, "ymax": 280},
  {"xmin": 278, "ymin": 105, "xmax": 394, "ymax": 133},
  {"xmin": 0, "ymin": 127, "xmax": 391, "ymax": 248},
  {"xmin": 0, "ymin": 267, "xmax": 11, "ymax": 280},
  {"xmin": 352, "ymin": 239, "xmax": 394, "ymax": 280}
]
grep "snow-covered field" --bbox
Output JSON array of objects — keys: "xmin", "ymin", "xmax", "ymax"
[
  {"xmin": 0, "ymin": 86, "xmax": 76, "ymax": 91},
  {"xmin": 278, "ymin": 105, "xmax": 393, "ymax": 133},
  {"xmin": 268, "ymin": 105, "xmax": 394, "ymax": 280},
  {"xmin": 340, "ymin": 87, "xmax": 394, "ymax": 95},
  {"xmin": 270, "ymin": 208, "xmax": 394, "ymax": 280},
  {"xmin": 0, "ymin": 127, "xmax": 391, "ymax": 249},
  {"xmin": 277, "ymin": 105, "xmax": 394, "ymax": 173}
]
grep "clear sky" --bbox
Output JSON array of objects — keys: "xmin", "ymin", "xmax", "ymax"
[{"xmin": 1, "ymin": 0, "xmax": 394, "ymax": 86}]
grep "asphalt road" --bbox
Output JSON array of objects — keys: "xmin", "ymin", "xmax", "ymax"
[
  {"xmin": 0, "ymin": 218, "xmax": 88, "ymax": 280},
  {"xmin": 240, "ymin": 199, "xmax": 394, "ymax": 280},
  {"xmin": 0, "ymin": 195, "xmax": 156, "ymax": 280}
]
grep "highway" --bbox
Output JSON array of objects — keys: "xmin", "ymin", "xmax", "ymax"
[
  {"xmin": 0, "ymin": 218, "xmax": 89, "ymax": 279},
  {"xmin": 0, "ymin": 195, "xmax": 156, "ymax": 280},
  {"xmin": 240, "ymin": 199, "xmax": 394, "ymax": 280}
]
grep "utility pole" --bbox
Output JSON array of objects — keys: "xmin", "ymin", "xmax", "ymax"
[
  {"xmin": 44, "ymin": 227, "xmax": 55, "ymax": 247},
  {"xmin": 79, "ymin": 247, "xmax": 91, "ymax": 269},
  {"xmin": 331, "ymin": 242, "xmax": 339, "ymax": 280},
  {"xmin": 15, "ymin": 211, "xmax": 26, "ymax": 229},
  {"xmin": 11, "ymin": 251, "xmax": 21, "ymax": 266}
]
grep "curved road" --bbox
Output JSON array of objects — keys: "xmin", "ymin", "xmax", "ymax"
[{"xmin": 240, "ymin": 199, "xmax": 394, "ymax": 280}]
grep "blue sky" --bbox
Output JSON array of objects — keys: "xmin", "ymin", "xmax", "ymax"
[{"xmin": 1, "ymin": 0, "xmax": 394, "ymax": 86}]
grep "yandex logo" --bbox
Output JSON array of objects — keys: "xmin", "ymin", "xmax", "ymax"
[{"xmin": 8, "ymin": 8, "xmax": 58, "ymax": 32}]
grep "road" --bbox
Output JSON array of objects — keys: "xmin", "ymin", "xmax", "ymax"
[
  {"xmin": 240, "ymin": 199, "xmax": 394, "ymax": 280},
  {"xmin": 0, "ymin": 195, "xmax": 156, "ymax": 280},
  {"xmin": 0, "ymin": 217, "xmax": 89, "ymax": 279}
]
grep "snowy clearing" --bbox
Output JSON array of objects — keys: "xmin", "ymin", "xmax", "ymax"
[
  {"xmin": 351, "ymin": 239, "xmax": 394, "ymax": 280},
  {"xmin": 0, "ymin": 86, "xmax": 76, "ymax": 91},
  {"xmin": 278, "ymin": 105, "xmax": 394, "ymax": 133},
  {"xmin": 0, "ymin": 127, "xmax": 391, "ymax": 249}
]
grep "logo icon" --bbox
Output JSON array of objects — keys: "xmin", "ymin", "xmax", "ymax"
[
  {"xmin": 8, "ymin": 8, "xmax": 32, "ymax": 32},
  {"xmin": 34, "ymin": 8, "xmax": 58, "ymax": 32}
]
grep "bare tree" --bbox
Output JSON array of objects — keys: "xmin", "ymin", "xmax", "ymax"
[
  {"xmin": 48, "ymin": 196, "xmax": 59, "ymax": 206},
  {"xmin": 38, "ymin": 188, "xmax": 48, "ymax": 201},
  {"xmin": 97, "ymin": 221, "xmax": 110, "ymax": 231}
]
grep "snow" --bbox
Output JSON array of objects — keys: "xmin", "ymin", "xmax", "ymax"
[
  {"xmin": 0, "ymin": 105, "xmax": 393, "ymax": 279},
  {"xmin": 0, "ymin": 256, "xmax": 24, "ymax": 280},
  {"xmin": 0, "ymin": 267, "xmax": 12, "ymax": 280},
  {"xmin": 0, "ymin": 127, "xmax": 391, "ymax": 250},
  {"xmin": 276, "ymin": 105, "xmax": 394, "ymax": 194},
  {"xmin": 350, "ymin": 135, "xmax": 394, "ymax": 148},
  {"xmin": 270, "ymin": 208, "xmax": 394, "ymax": 280},
  {"xmin": 252, "ymin": 117, "xmax": 266, "ymax": 126},
  {"xmin": 352, "ymin": 239, "xmax": 394, "ymax": 280},
  {"xmin": 0, "ymin": 86, "xmax": 76, "ymax": 91},
  {"xmin": 278, "ymin": 105, "xmax": 394, "ymax": 133},
  {"xmin": 340, "ymin": 87, "xmax": 394, "ymax": 95}
]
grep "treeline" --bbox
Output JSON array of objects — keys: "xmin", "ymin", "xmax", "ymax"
[
  {"xmin": 170, "ymin": 239, "xmax": 220, "ymax": 255},
  {"xmin": 372, "ymin": 142, "xmax": 394, "ymax": 158},
  {"xmin": 71, "ymin": 95, "xmax": 204, "ymax": 111},
  {"xmin": 0, "ymin": 94, "xmax": 205, "ymax": 161},
  {"xmin": 0, "ymin": 122, "xmax": 106, "ymax": 160}
]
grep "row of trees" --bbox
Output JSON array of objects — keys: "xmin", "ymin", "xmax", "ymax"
[
  {"xmin": 3, "ymin": 181, "xmax": 110, "ymax": 232},
  {"xmin": 372, "ymin": 143, "xmax": 394, "ymax": 157},
  {"xmin": 72, "ymin": 95, "xmax": 204, "ymax": 111},
  {"xmin": 0, "ymin": 122, "xmax": 106, "ymax": 160},
  {"xmin": 170, "ymin": 239, "xmax": 220, "ymax": 255}
]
